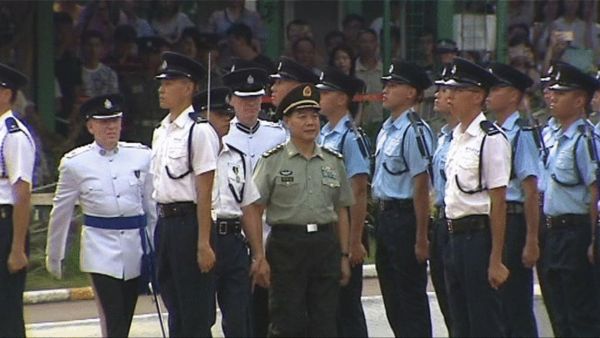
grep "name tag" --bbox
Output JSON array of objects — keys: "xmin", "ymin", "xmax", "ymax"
[{"xmin": 307, "ymin": 223, "xmax": 318, "ymax": 232}]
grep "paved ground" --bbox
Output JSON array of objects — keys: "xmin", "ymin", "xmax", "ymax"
[{"xmin": 25, "ymin": 278, "xmax": 554, "ymax": 337}]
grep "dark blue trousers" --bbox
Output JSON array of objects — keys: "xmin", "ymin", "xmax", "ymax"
[
  {"xmin": 156, "ymin": 213, "xmax": 215, "ymax": 337},
  {"xmin": 499, "ymin": 213, "xmax": 538, "ymax": 337},
  {"xmin": 445, "ymin": 227, "xmax": 505, "ymax": 337},
  {"xmin": 337, "ymin": 262, "xmax": 368, "ymax": 337},
  {"xmin": 542, "ymin": 219, "xmax": 600, "ymax": 337},
  {"xmin": 212, "ymin": 231, "xmax": 251, "ymax": 337},
  {"xmin": 429, "ymin": 216, "xmax": 453, "ymax": 334},
  {"xmin": 375, "ymin": 208, "xmax": 432, "ymax": 337},
  {"xmin": 0, "ymin": 210, "xmax": 27, "ymax": 338}
]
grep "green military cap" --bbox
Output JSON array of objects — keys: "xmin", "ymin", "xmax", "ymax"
[{"xmin": 276, "ymin": 83, "xmax": 320, "ymax": 117}]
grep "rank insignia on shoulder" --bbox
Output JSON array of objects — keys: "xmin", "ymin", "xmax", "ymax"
[
  {"xmin": 480, "ymin": 120, "xmax": 502, "ymax": 136},
  {"xmin": 5, "ymin": 117, "xmax": 21, "ymax": 133},
  {"xmin": 262, "ymin": 143, "xmax": 285, "ymax": 157},
  {"xmin": 65, "ymin": 145, "xmax": 92, "ymax": 159},
  {"xmin": 323, "ymin": 146, "xmax": 343, "ymax": 159}
]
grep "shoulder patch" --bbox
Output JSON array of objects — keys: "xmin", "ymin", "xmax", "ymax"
[
  {"xmin": 323, "ymin": 146, "xmax": 343, "ymax": 159},
  {"xmin": 64, "ymin": 144, "xmax": 93, "ymax": 159},
  {"xmin": 5, "ymin": 117, "xmax": 21, "ymax": 133},
  {"xmin": 480, "ymin": 120, "xmax": 502, "ymax": 136},
  {"xmin": 119, "ymin": 142, "xmax": 150, "ymax": 150},
  {"xmin": 262, "ymin": 143, "xmax": 285, "ymax": 158}
]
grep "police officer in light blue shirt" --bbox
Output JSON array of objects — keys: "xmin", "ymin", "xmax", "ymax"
[
  {"xmin": 317, "ymin": 67, "xmax": 370, "ymax": 337},
  {"xmin": 429, "ymin": 64, "xmax": 456, "ymax": 333},
  {"xmin": 372, "ymin": 60, "xmax": 434, "ymax": 337},
  {"xmin": 487, "ymin": 62, "xmax": 540, "ymax": 337},
  {"xmin": 542, "ymin": 61, "xmax": 600, "ymax": 337}
]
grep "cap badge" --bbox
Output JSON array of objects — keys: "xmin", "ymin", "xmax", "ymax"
[
  {"xmin": 230, "ymin": 65, "xmax": 236, "ymax": 72},
  {"xmin": 547, "ymin": 65, "xmax": 553, "ymax": 76},
  {"xmin": 388, "ymin": 64, "xmax": 394, "ymax": 74},
  {"xmin": 319, "ymin": 72, "xmax": 324, "ymax": 81},
  {"xmin": 104, "ymin": 99, "xmax": 113, "ymax": 109},
  {"xmin": 451, "ymin": 64, "xmax": 457, "ymax": 75},
  {"xmin": 555, "ymin": 71, "xmax": 561, "ymax": 81},
  {"xmin": 303, "ymin": 85, "xmax": 312, "ymax": 97},
  {"xmin": 160, "ymin": 60, "xmax": 167, "ymax": 70},
  {"xmin": 277, "ymin": 61, "xmax": 283, "ymax": 71},
  {"xmin": 247, "ymin": 75, "xmax": 254, "ymax": 84}
]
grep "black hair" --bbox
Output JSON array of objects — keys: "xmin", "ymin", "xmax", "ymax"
[
  {"xmin": 286, "ymin": 19, "xmax": 310, "ymax": 39},
  {"xmin": 357, "ymin": 28, "xmax": 378, "ymax": 40},
  {"xmin": 292, "ymin": 36, "xmax": 316, "ymax": 52},
  {"xmin": 328, "ymin": 44, "xmax": 356, "ymax": 76},
  {"xmin": 227, "ymin": 23, "xmax": 253, "ymax": 46},
  {"xmin": 324, "ymin": 30, "xmax": 345, "ymax": 46}
]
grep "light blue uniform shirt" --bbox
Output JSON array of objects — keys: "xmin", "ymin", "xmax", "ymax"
[
  {"xmin": 538, "ymin": 117, "xmax": 560, "ymax": 193},
  {"xmin": 372, "ymin": 110, "xmax": 434, "ymax": 200},
  {"xmin": 544, "ymin": 119, "xmax": 596, "ymax": 216},
  {"xmin": 319, "ymin": 114, "xmax": 371, "ymax": 178},
  {"xmin": 501, "ymin": 112, "xmax": 540, "ymax": 203},
  {"xmin": 432, "ymin": 124, "xmax": 453, "ymax": 207}
]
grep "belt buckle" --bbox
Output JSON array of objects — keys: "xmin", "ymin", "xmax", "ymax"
[
  {"xmin": 0, "ymin": 209, "xmax": 5, "ymax": 219},
  {"xmin": 218, "ymin": 221, "xmax": 228, "ymax": 235},
  {"xmin": 546, "ymin": 217, "xmax": 553, "ymax": 229},
  {"xmin": 446, "ymin": 219, "xmax": 454, "ymax": 234},
  {"xmin": 307, "ymin": 223, "xmax": 318, "ymax": 233}
]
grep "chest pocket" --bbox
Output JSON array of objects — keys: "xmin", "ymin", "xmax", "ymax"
[
  {"xmin": 454, "ymin": 137, "xmax": 486, "ymax": 195},
  {"xmin": 382, "ymin": 128, "xmax": 410, "ymax": 176},
  {"xmin": 551, "ymin": 134, "xmax": 584, "ymax": 187},
  {"xmin": 272, "ymin": 175, "xmax": 301, "ymax": 208}
]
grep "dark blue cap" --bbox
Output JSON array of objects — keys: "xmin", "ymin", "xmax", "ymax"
[
  {"xmin": 547, "ymin": 62, "xmax": 600, "ymax": 95},
  {"xmin": 276, "ymin": 83, "xmax": 320, "ymax": 117},
  {"xmin": 270, "ymin": 57, "xmax": 319, "ymax": 84},
  {"xmin": 193, "ymin": 87, "xmax": 234, "ymax": 116},
  {"xmin": 382, "ymin": 60, "xmax": 432, "ymax": 91},
  {"xmin": 155, "ymin": 52, "xmax": 206, "ymax": 82},
  {"xmin": 0, "ymin": 63, "xmax": 27, "ymax": 90},
  {"xmin": 316, "ymin": 67, "xmax": 365, "ymax": 97},
  {"xmin": 445, "ymin": 57, "xmax": 499, "ymax": 90},
  {"xmin": 223, "ymin": 68, "xmax": 269, "ymax": 97},
  {"xmin": 435, "ymin": 39, "xmax": 458, "ymax": 53},
  {"xmin": 80, "ymin": 93, "xmax": 124, "ymax": 120},
  {"xmin": 488, "ymin": 63, "xmax": 533, "ymax": 92},
  {"xmin": 434, "ymin": 64, "xmax": 453, "ymax": 85}
]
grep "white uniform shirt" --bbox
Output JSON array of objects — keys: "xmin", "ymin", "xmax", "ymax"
[
  {"xmin": 0, "ymin": 110, "xmax": 35, "ymax": 204},
  {"xmin": 444, "ymin": 113, "xmax": 511, "ymax": 219},
  {"xmin": 212, "ymin": 141, "xmax": 260, "ymax": 219},
  {"xmin": 223, "ymin": 117, "xmax": 287, "ymax": 170},
  {"xmin": 151, "ymin": 106, "xmax": 219, "ymax": 203},
  {"xmin": 46, "ymin": 142, "xmax": 157, "ymax": 280}
]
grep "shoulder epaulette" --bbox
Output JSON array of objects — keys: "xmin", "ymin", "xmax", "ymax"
[
  {"xmin": 262, "ymin": 143, "xmax": 285, "ymax": 157},
  {"xmin": 189, "ymin": 112, "xmax": 208, "ymax": 123},
  {"xmin": 119, "ymin": 142, "xmax": 150, "ymax": 150},
  {"xmin": 260, "ymin": 120, "xmax": 284, "ymax": 129},
  {"xmin": 480, "ymin": 120, "xmax": 502, "ymax": 136},
  {"xmin": 64, "ymin": 144, "xmax": 93, "ymax": 159},
  {"xmin": 5, "ymin": 117, "xmax": 21, "ymax": 133},
  {"xmin": 323, "ymin": 146, "xmax": 343, "ymax": 159}
]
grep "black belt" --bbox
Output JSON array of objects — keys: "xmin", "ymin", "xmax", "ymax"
[
  {"xmin": 447, "ymin": 215, "xmax": 489, "ymax": 234},
  {"xmin": 157, "ymin": 202, "xmax": 196, "ymax": 218},
  {"xmin": 378, "ymin": 199, "xmax": 414, "ymax": 211},
  {"xmin": 507, "ymin": 202, "xmax": 524, "ymax": 214},
  {"xmin": 545, "ymin": 214, "xmax": 588, "ymax": 230},
  {"xmin": 0, "ymin": 204, "xmax": 12, "ymax": 220},
  {"xmin": 271, "ymin": 223, "xmax": 333, "ymax": 233},
  {"xmin": 433, "ymin": 205, "xmax": 446, "ymax": 220},
  {"xmin": 213, "ymin": 218, "xmax": 242, "ymax": 235}
]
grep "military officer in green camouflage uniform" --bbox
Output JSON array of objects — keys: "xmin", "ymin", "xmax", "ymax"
[{"xmin": 253, "ymin": 83, "xmax": 354, "ymax": 337}]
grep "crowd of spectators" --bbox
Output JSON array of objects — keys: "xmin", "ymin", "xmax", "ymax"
[{"xmin": 10, "ymin": 0, "xmax": 600, "ymax": 187}]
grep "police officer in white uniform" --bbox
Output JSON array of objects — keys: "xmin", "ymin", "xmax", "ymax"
[
  {"xmin": 444, "ymin": 57, "xmax": 511, "ymax": 337},
  {"xmin": 46, "ymin": 94, "xmax": 156, "ymax": 337},
  {"xmin": 222, "ymin": 64, "xmax": 286, "ymax": 337},
  {"xmin": 193, "ymin": 87, "xmax": 268, "ymax": 337},
  {"xmin": 151, "ymin": 51, "xmax": 219, "ymax": 336},
  {"xmin": 0, "ymin": 63, "xmax": 34, "ymax": 338}
]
